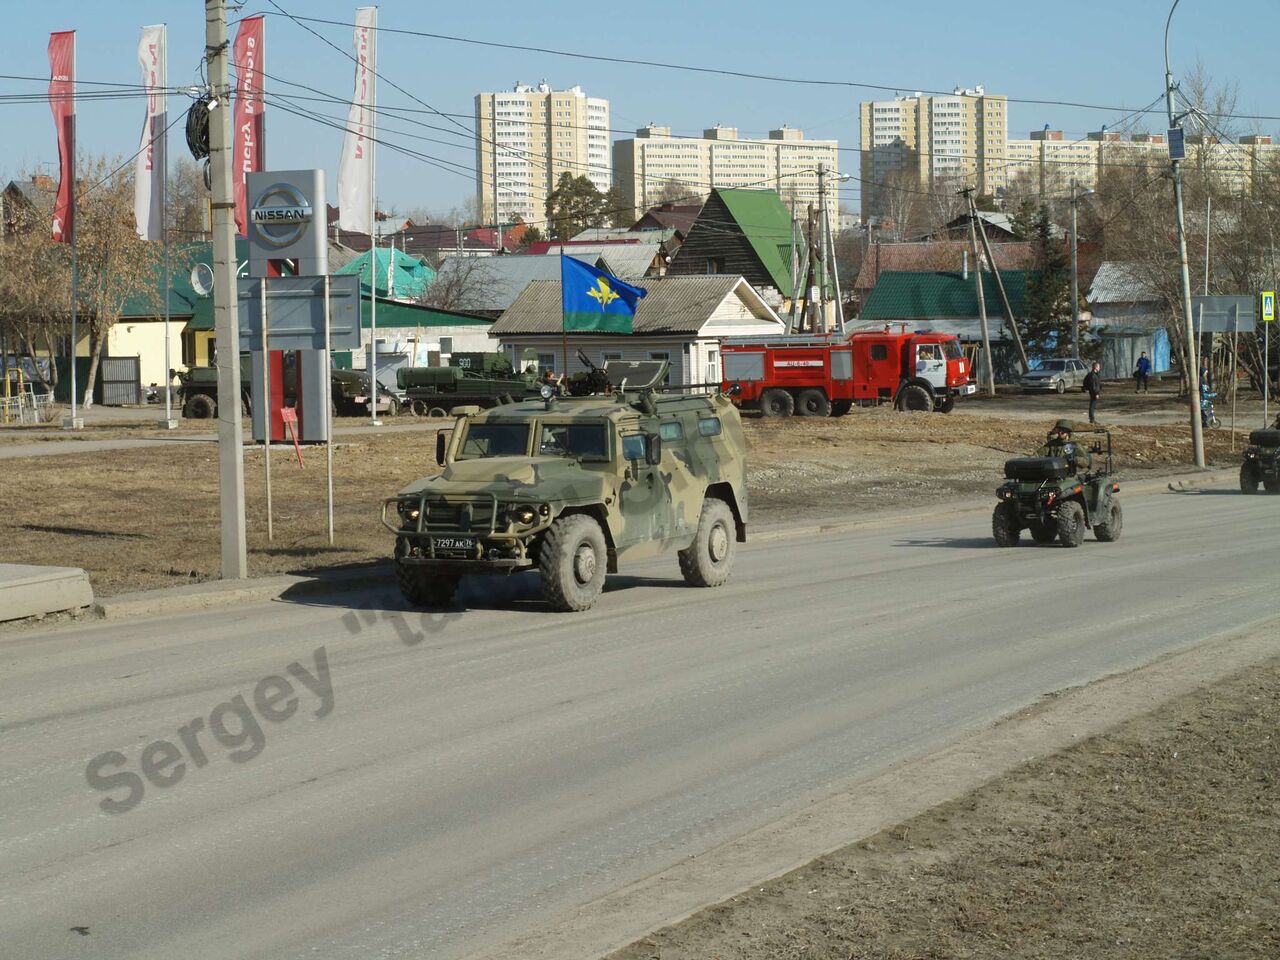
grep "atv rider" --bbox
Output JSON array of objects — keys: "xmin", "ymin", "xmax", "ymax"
[{"xmin": 1040, "ymin": 419, "xmax": 1092, "ymax": 473}]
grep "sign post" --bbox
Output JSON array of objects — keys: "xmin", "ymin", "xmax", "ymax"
[{"xmin": 1263, "ymin": 291, "xmax": 1275, "ymax": 427}]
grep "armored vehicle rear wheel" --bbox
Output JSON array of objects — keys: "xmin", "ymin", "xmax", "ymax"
[
  {"xmin": 1057, "ymin": 501, "xmax": 1085, "ymax": 547},
  {"xmin": 795, "ymin": 389, "xmax": 831, "ymax": 418},
  {"xmin": 679, "ymin": 497, "xmax": 736, "ymax": 587},
  {"xmin": 831, "ymin": 400, "xmax": 853, "ymax": 417},
  {"xmin": 896, "ymin": 384, "xmax": 931, "ymax": 412},
  {"xmin": 1094, "ymin": 500, "xmax": 1123, "ymax": 542},
  {"xmin": 396, "ymin": 563, "xmax": 459, "ymax": 608},
  {"xmin": 428, "ymin": 407, "xmax": 448, "ymax": 419},
  {"xmin": 1028, "ymin": 520, "xmax": 1057, "ymax": 543},
  {"xmin": 1240, "ymin": 463, "xmax": 1260, "ymax": 494},
  {"xmin": 759, "ymin": 389, "xmax": 794, "ymax": 418},
  {"xmin": 183, "ymin": 393, "xmax": 216, "ymax": 419},
  {"xmin": 540, "ymin": 514, "xmax": 608, "ymax": 611},
  {"xmin": 992, "ymin": 502, "xmax": 1021, "ymax": 546},
  {"xmin": 410, "ymin": 399, "xmax": 428, "ymax": 416}
]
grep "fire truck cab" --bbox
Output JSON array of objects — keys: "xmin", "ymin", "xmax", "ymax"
[{"xmin": 721, "ymin": 326, "xmax": 975, "ymax": 417}]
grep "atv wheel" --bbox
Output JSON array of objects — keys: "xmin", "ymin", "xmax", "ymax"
[
  {"xmin": 183, "ymin": 393, "xmax": 216, "ymax": 419},
  {"xmin": 540, "ymin": 514, "xmax": 608, "ymax": 611},
  {"xmin": 679, "ymin": 497, "xmax": 736, "ymax": 587},
  {"xmin": 936, "ymin": 395, "xmax": 956, "ymax": 414},
  {"xmin": 896, "ymin": 384, "xmax": 932, "ymax": 412},
  {"xmin": 395, "ymin": 563, "xmax": 459, "ymax": 608},
  {"xmin": 992, "ymin": 501, "xmax": 1021, "ymax": 546},
  {"xmin": 1056, "ymin": 500, "xmax": 1085, "ymax": 547},
  {"xmin": 1240, "ymin": 463, "xmax": 1260, "ymax": 494},
  {"xmin": 759, "ymin": 388, "xmax": 794, "ymax": 418},
  {"xmin": 795, "ymin": 388, "xmax": 831, "ymax": 417},
  {"xmin": 1094, "ymin": 500, "xmax": 1123, "ymax": 542},
  {"xmin": 831, "ymin": 400, "xmax": 853, "ymax": 417},
  {"xmin": 1028, "ymin": 520, "xmax": 1057, "ymax": 543}
]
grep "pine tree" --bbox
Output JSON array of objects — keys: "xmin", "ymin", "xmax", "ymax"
[{"xmin": 1021, "ymin": 209, "xmax": 1073, "ymax": 358}]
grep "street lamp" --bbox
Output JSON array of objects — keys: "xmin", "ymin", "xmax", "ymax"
[
  {"xmin": 1165, "ymin": 0, "xmax": 1206, "ymax": 467},
  {"xmin": 1069, "ymin": 180, "xmax": 1094, "ymax": 360}
]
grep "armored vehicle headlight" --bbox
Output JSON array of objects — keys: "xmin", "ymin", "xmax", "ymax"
[
  {"xmin": 540, "ymin": 383, "xmax": 555, "ymax": 400},
  {"xmin": 512, "ymin": 505, "xmax": 537, "ymax": 524},
  {"xmin": 397, "ymin": 500, "xmax": 420, "ymax": 522}
]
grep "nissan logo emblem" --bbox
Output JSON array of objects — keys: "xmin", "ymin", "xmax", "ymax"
[{"xmin": 250, "ymin": 183, "xmax": 313, "ymax": 249}]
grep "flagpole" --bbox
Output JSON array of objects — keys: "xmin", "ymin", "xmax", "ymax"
[
  {"xmin": 160, "ymin": 25, "xmax": 174, "ymax": 428},
  {"xmin": 560, "ymin": 246, "xmax": 567, "ymax": 378},
  {"xmin": 68, "ymin": 31, "xmax": 79, "ymax": 428},
  {"xmin": 367, "ymin": 6, "xmax": 379, "ymax": 427}
]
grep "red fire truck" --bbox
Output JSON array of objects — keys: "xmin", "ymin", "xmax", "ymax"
[{"xmin": 720, "ymin": 326, "xmax": 976, "ymax": 417}]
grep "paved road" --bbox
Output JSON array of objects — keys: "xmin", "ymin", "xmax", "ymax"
[{"xmin": 2, "ymin": 486, "xmax": 1274, "ymax": 960}]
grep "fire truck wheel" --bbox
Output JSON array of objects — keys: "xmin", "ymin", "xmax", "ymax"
[
  {"xmin": 831, "ymin": 400, "xmax": 853, "ymax": 417},
  {"xmin": 183, "ymin": 393, "xmax": 216, "ymax": 419},
  {"xmin": 1057, "ymin": 501, "xmax": 1085, "ymax": 547},
  {"xmin": 795, "ymin": 389, "xmax": 831, "ymax": 417},
  {"xmin": 992, "ymin": 502, "xmax": 1021, "ymax": 547},
  {"xmin": 937, "ymin": 395, "xmax": 956, "ymax": 414},
  {"xmin": 679, "ymin": 497, "xmax": 736, "ymax": 587},
  {"xmin": 759, "ymin": 389, "xmax": 795, "ymax": 418},
  {"xmin": 896, "ymin": 384, "xmax": 932, "ymax": 412}
]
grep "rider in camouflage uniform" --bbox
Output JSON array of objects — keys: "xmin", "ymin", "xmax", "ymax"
[{"xmin": 1040, "ymin": 419, "xmax": 1092, "ymax": 472}]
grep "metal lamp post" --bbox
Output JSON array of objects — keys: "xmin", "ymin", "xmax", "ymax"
[{"xmin": 1069, "ymin": 179, "xmax": 1094, "ymax": 360}]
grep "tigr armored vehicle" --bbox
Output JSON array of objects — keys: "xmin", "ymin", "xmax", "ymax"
[
  {"xmin": 382, "ymin": 360, "xmax": 747, "ymax": 611},
  {"xmin": 1240, "ymin": 428, "xmax": 1280, "ymax": 493},
  {"xmin": 993, "ymin": 421, "xmax": 1122, "ymax": 548}
]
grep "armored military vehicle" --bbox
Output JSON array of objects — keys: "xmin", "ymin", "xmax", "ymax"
[
  {"xmin": 1240, "ymin": 428, "xmax": 1280, "ymax": 493},
  {"xmin": 397, "ymin": 352, "xmax": 542, "ymax": 416},
  {"xmin": 176, "ymin": 354, "xmax": 397, "ymax": 419},
  {"xmin": 381, "ymin": 360, "xmax": 747, "ymax": 611},
  {"xmin": 993, "ymin": 420, "xmax": 1122, "ymax": 547}
]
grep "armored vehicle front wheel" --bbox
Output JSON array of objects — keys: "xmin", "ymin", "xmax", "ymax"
[
  {"xmin": 759, "ymin": 388, "xmax": 794, "ymax": 418},
  {"xmin": 992, "ymin": 502, "xmax": 1021, "ymax": 546},
  {"xmin": 795, "ymin": 389, "xmax": 831, "ymax": 418},
  {"xmin": 1094, "ymin": 500, "xmax": 1123, "ymax": 542},
  {"xmin": 540, "ymin": 514, "xmax": 608, "ymax": 612},
  {"xmin": 1028, "ymin": 520, "xmax": 1057, "ymax": 543},
  {"xmin": 396, "ymin": 564, "xmax": 459, "ymax": 607},
  {"xmin": 183, "ymin": 393, "xmax": 216, "ymax": 419},
  {"xmin": 679, "ymin": 497, "xmax": 736, "ymax": 587},
  {"xmin": 1056, "ymin": 501, "xmax": 1085, "ymax": 547},
  {"xmin": 1240, "ymin": 463, "xmax": 1260, "ymax": 494}
]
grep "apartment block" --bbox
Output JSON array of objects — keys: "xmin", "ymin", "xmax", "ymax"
[
  {"xmin": 859, "ymin": 85, "xmax": 1008, "ymax": 222},
  {"xmin": 475, "ymin": 82, "xmax": 610, "ymax": 227},
  {"xmin": 613, "ymin": 124, "xmax": 839, "ymax": 224}
]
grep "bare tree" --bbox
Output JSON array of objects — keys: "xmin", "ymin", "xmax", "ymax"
[
  {"xmin": 0, "ymin": 182, "xmax": 69, "ymax": 388},
  {"xmin": 167, "ymin": 156, "xmax": 209, "ymax": 241},
  {"xmin": 419, "ymin": 254, "xmax": 496, "ymax": 313}
]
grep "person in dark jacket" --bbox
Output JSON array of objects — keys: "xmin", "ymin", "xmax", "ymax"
[
  {"xmin": 1134, "ymin": 352, "xmax": 1152, "ymax": 393},
  {"xmin": 1084, "ymin": 362, "xmax": 1102, "ymax": 423}
]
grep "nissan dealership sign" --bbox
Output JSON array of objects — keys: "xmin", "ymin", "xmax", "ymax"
[{"xmin": 245, "ymin": 169, "xmax": 327, "ymax": 276}]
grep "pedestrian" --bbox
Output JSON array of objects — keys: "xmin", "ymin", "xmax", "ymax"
[
  {"xmin": 1134, "ymin": 351, "xmax": 1151, "ymax": 393},
  {"xmin": 1084, "ymin": 361, "xmax": 1102, "ymax": 423}
]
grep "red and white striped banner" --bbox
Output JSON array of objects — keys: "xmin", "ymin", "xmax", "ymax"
[
  {"xmin": 47, "ymin": 30, "xmax": 75, "ymax": 244},
  {"xmin": 232, "ymin": 15, "xmax": 265, "ymax": 235},
  {"xmin": 134, "ymin": 24, "xmax": 167, "ymax": 241}
]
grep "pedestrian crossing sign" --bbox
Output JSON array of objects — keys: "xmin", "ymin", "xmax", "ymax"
[{"xmin": 1264, "ymin": 291, "xmax": 1275, "ymax": 324}]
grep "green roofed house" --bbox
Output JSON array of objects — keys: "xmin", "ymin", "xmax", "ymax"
[
  {"xmin": 333, "ymin": 246, "xmax": 435, "ymax": 300},
  {"xmin": 857, "ymin": 269, "xmax": 1032, "ymax": 382},
  {"xmin": 666, "ymin": 188, "xmax": 794, "ymax": 298}
]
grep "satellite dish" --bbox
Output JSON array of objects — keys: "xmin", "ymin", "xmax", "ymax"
[{"xmin": 190, "ymin": 262, "xmax": 214, "ymax": 298}]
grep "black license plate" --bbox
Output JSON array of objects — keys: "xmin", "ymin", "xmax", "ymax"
[{"xmin": 434, "ymin": 536, "xmax": 475, "ymax": 552}]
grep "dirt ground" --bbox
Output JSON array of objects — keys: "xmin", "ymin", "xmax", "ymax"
[
  {"xmin": 0, "ymin": 404, "xmax": 1251, "ymax": 597},
  {"xmin": 608, "ymin": 658, "xmax": 1280, "ymax": 960}
]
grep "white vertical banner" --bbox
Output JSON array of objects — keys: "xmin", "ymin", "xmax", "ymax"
[
  {"xmin": 337, "ymin": 7, "xmax": 376, "ymax": 234},
  {"xmin": 134, "ymin": 24, "xmax": 166, "ymax": 240}
]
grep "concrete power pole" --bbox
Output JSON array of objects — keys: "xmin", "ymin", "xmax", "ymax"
[
  {"xmin": 206, "ymin": 0, "xmax": 248, "ymax": 578},
  {"xmin": 962, "ymin": 188, "xmax": 996, "ymax": 396},
  {"xmin": 1164, "ymin": 0, "xmax": 1206, "ymax": 468}
]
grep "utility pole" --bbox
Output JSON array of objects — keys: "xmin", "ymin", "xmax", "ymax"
[
  {"xmin": 1068, "ymin": 179, "xmax": 1094, "ymax": 361},
  {"xmin": 1164, "ymin": 0, "xmax": 1206, "ymax": 467},
  {"xmin": 963, "ymin": 188, "xmax": 996, "ymax": 396},
  {"xmin": 970, "ymin": 191, "xmax": 1028, "ymax": 372},
  {"xmin": 205, "ymin": 0, "xmax": 248, "ymax": 578}
]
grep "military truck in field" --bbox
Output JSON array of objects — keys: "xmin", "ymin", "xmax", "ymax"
[
  {"xmin": 381, "ymin": 360, "xmax": 748, "ymax": 611},
  {"xmin": 1240, "ymin": 428, "xmax": 1280, "ymax": 493},
  {"xmin": 993, "ymin": 421, "xmax": 1122, "ymax": 548},
  {"xmin": 175, "ymin": 354, "xmax": 398, "ymax": 419},
  {"xmin": 396, "ymin": 352, "xmax": 543, "ymax": 416}
]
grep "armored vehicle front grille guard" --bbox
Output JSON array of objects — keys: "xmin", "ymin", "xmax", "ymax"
[{"xmin": 380, "ymin": 494, "xmax": 553, "ymax": 541}]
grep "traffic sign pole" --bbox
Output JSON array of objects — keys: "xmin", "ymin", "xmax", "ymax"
[{"xmin": 1263, "ymin": 291, "xmax": 1275, "ymax": 427}]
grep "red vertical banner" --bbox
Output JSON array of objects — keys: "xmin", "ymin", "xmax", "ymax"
[
  {"xmin": 232, "ymin": 15, "xmax": 265, "ymax": 236},
  {"xmin": 48, "ymin": 31, "xmax": 75, "ymax": 243}
]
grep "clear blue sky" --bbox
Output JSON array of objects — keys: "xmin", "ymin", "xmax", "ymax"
[{"xmin": 1, "ymin": 0, "xmax": 1275, "ymax": 216}]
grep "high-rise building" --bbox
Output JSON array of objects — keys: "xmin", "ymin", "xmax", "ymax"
[
  {"xmin": 859, "ymin": 86, "xmax": 1008, "ymax": 222},
  {"xmin": 613, "ymin": 124, "xmax": 839, "ymax": 224},
  {"xmin": 475, "ymin": 82, "xmax": 610, "ymax": 228}
]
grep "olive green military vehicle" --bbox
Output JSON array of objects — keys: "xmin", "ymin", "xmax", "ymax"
[
  {"xmin": 176, "ymin": 354, "xmax": 397, "ymax": 419},
  {"xmin": 992, "ymin": 420, "xmax": 1123, "ymax": 548},
  {"xmin": 1240, "ymin": 428, "xmax": 1280, "ymax": 493},
  {"xmin": 381, "ymin": 360, "xmax": 747, "ymax": 611},
  {"xmin": 396, "ymin": 352, "xmax": 543, "ymax": 416}
]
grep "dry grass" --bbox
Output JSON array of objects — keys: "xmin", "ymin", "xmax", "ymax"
[{"xmin": 608, "ymin": 659, "xmax": 1280, "ymax": 960}]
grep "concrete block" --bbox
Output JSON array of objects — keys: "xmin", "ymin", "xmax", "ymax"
[{"xmin": 0, "ymin": 564, "xmax": 94, "ymax": 623}]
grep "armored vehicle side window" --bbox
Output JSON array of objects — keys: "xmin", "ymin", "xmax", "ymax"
[
  {"xmin": 539, "ymin": 423, "xmax": 609, "ymax": 461},
  {"xmin": 698, "ymin": 416, "xmax": 722, "ymax": 437},
  {"xmin": 458, "ymin": 423, "xmax": 530, "ymax": 459},
  {"xmin": 659, "ymin": 421, "xmax": 684, "ymax": 442},
  {"xmin": 621, "ymin": 434, "xmax": 647, "ymax": 460}
]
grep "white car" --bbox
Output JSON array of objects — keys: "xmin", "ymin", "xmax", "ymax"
[{"xmin": 1021, "ymin": 358, "xmax": 1089, "ymax": 394}]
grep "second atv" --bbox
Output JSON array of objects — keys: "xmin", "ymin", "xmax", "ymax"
[{"xmin": 992, "ymin": 420, "xmax": 1122, "ymax": 548}]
